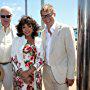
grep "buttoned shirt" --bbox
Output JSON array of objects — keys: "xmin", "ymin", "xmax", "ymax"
[
  {"xmin": 46, "ymin": 22, "xmax": 56, "ymax": 65},
  {"xmin": 0, "ymin": 25, "xmax": 13, "ymax": 63}
]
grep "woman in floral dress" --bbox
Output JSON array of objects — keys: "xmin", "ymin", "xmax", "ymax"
[{"xmin": 11, "ymin": 16, "xmax": 44, "ymax": 90}]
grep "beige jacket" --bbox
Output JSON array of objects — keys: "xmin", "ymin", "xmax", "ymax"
[
  {"xmin": 41, "ymin": 22, "xmax": 76, "ymax": 84},
  {"xmin": 0, "ymin": 26, "xmax": 13, "ymax": 63}
]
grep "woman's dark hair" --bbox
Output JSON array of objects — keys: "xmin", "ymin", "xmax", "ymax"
[{"xmin": 16, "ymin": 15, "xmax": 40, "ymax": 38}]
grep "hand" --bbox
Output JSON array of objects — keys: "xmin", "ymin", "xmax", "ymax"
[
  {"xmin": 19, "ymin": 70, "xmax": 32, "ymax": 84},
  {"xmin": 19, "ymin": 66, "xmax": 36, "ymax": 84},
  {"xmin": 20, "ymin": 70, "xmax": 29, "ymax": 79},
  {"xmin": 24, "ymin": 66, "xmax": 36, "ymax": 84},
  {"xmin": 65, "ymin": 78, "xmax": 74, "ymax": 87},
  {"xmin": 27, "ymin": 66, "xmax": 36, "ymax": 75},
  {"xmin": 23, "ymin": 74, "xmax": 34, "ymax": 84}
]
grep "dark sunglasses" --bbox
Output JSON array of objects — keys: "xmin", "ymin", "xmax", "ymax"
[
  {"xmin": 41, "ymin": 13, "xmax": 53, "ymax": 19},
  {"xmin": 0, "ymin": 15, "xmax": 12, "ymax": 18}
]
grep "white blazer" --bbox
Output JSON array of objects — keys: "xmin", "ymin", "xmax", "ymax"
[{"xmin": 41, "ymin": 22, "xmax": 77, "ymax": 84}]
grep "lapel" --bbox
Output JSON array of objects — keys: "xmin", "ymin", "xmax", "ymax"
[{"xmin": 49, "ymin": 23, "xmax": 62, "ymax": 54}]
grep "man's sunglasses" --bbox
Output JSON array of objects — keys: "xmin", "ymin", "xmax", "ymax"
[
  {"xmin": 41, "ymin": 13, "xmax": 53, "ymax": 19},
  {"xmin": 0, "ymin": 15, "xmax": 12, "ymax": 18}
]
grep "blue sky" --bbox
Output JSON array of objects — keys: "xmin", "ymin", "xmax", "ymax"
[{"xmin": 0, "ymin": 0, "xmax": 78, "ymax": 28}]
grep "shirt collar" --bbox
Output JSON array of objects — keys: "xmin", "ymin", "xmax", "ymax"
[
  {"xmin": 2, "ymin": 25, "xmax": 11, "ymax": 33},
  {"xmin": 50, "ymin": 21, "xmax": 56, "ymax": 33},
  {"xmin": 46, "ymin": 21, "xmax": 56, "ymax": 34}
]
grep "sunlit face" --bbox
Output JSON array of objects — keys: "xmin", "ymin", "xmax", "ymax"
[
  {"xmin": 22, "ymin": 24, "xmax": 33, "ymax": 36},
  {"xmin": 41, "ymin": 10, "xmax": 55, "ymax": 26},
  {"xmin": 0, "ymin": 9, "xmax": 12, "ymax": 28}
]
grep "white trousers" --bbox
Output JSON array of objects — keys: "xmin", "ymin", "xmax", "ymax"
[
  {"xmin": 0, "ymin": 63, "xmax": 13, "ymax": 90},
  {"xmin": 41, "ymin": 64, "xmax": 69, "ymax": 90}
]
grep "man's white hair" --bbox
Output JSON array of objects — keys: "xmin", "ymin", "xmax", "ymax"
[{"xmin": 0, "ymin": 6, "xmax": 12, "ymax": 14}]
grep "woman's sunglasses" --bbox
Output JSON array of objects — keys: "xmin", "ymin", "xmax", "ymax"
[{"xmin": 0, "ymin": 14, "xmax": 12, "ymax": 18}]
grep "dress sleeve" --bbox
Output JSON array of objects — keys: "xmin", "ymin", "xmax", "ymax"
[
  {"xmin": 11, "ymin": 38, "xmax": 21, "ymax": 72},
  {"xmin": 34, "ymin": 37, "xmax": 44, "ymax": 71}
]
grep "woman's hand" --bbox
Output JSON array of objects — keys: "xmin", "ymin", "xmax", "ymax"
[
  {"xmin": 19, "ymin": 70, "xmax": 32, "ymax": 84},
  {"xmin": 19, "ymin": 66, "xmax": 36, "ymax": 84},
  {"xmin": 27, "ymin": 66, "xmax": 36, "ymax": 75},
  {"xmin": 20, "ymin": 70, "xmax": 28, "ymax": 79}
]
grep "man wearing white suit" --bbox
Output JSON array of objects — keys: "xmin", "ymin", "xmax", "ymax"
[{"xmin": 40, "ymin": 4, "xmax": 76, "ymax": 90}]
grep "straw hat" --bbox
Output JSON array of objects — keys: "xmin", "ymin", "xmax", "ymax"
[{"xmin": 0, "ymin": 65, "xmax": 4, "ymax": 81}]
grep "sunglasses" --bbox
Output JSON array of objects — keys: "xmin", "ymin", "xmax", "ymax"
[
  {"xmin": 0, "ymin": 15, "xmax": 12, "ymax": 18},
  {"xmin": 41, "ymin": 13, "xmax": 53, "ymax": 19}
]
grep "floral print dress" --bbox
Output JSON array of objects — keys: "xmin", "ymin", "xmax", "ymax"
[{"xmin": 11, "ymin": 36, "xmax": 44, "ymax": 90}]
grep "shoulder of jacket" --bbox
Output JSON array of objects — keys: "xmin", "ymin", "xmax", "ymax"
[
  {"xmin": 60, "ymin": 23, "xmax": 73, "ymax": 29},
  {"xmin": 59, "ymin": 24, "xmax": 73, "ymax": 33}
]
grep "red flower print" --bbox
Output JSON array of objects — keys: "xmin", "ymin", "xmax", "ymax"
[
  {"xmin": 23, "ymin": 44, "xmax": 32, "ymax": 53},
  {"xmin": 14, "ymin": 77, "xmax": 24, "ymax": 88},
  {"xmin": 11, "ymin": 56, "xmax": 18, "ymax": 64},
  {"xmin": 38, "ymin": 52, "xmax": 40, "ymax": 56},
  {"xmin": 39, "ymin": 59, "xmax": 43, "ymax": 65},
  {"xmin": 23, "ymin": 54, "xmax": 25, "ymax": 59},
  {"xmin": 33, "ymin": 47, "xmax": 37, "ymax": 52},
  {"xmin": 30, "ymin": 56, "xmax": 34, "ymax": 61},
  {"xmin": 27, "ymin": 85, "xmax": 34, "ymax": 90},
  {"xmin": 25, "ymin": 62, "xmax": 33, "ymax": 68}
]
